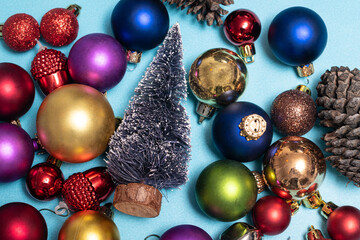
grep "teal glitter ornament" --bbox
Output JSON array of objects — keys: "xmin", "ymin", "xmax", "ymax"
[{"xmin": 195, "ymin": 160, "xmax": 258, "ymax": 222}]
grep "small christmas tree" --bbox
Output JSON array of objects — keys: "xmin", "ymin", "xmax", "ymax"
[{"xmin": 105, "ymin": 23, "xmax": 191, "ymax": 218}]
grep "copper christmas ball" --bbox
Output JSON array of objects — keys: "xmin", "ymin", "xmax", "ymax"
[
  {"xmin": 262, "ymin": 136, "xmax": 326, "ymax": 200},
  {"xmin": 36, "ymin": 84, "xmax": 115, "ymax": 163},
  {"xmin": 271, "ymin": 88, "xmax": 316, "ymax": 136}
]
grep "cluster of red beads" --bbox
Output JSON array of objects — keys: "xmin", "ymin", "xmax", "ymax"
[{"xmin": 61, "ymin": 172, "xmax": 99, "ymax": 212}]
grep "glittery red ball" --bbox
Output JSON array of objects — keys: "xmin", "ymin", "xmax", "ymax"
[
  {"xmin": 40, "ymin": 8, "xmax": 79, "ymax": 46},
  {"xmin": 31, "ymin": 48, "xmax": 68, "ymax": 80},
  {"xmin": 2, "ymin": 13, "xmax": 40, "ymax": 51},
  {"xmin": 62, "ymin": 172, "xmax": 99, "ymax": 212}
]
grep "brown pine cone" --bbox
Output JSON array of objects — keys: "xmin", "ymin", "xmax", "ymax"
[
  {"xmin": 162, "ymin": 0, "xmax": 234, "ymax": 26},
  {"xmin": 61, "ymin": 172, "xmax": 99, "ymax": 212}
]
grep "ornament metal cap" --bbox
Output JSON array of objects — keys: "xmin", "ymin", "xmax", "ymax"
[
  {"xmin": 302, "ymin": 191, "xmax": 323, "ymax": 209},
  {"xmin": 127, "ymin": 50, "xmax": 142, "ymax": 63},
  {"xmin": 0, "ymin": 24, "xmax": 3, "ymax": 38},
  {"xmin": 286, "ymin": 199, "xmax": 302, "ymax": 216},
  {"xmin": 252, "ymin": 171, "xmax": 265, "ymax": 194},
  {"xmin": 320, "ymin": 201, "xmax": 338, "ymax": 219},
  {"xmin": 239, "ymin": 43, "xmax": 256, "ymax": 64},
  {"xmin": 67, "ymin": 4, "xmax": 81, "ymax": 17},
  {"xmin": 239, "ymin": 114, "xmax": 267, "ymax": 141},
  {"xmin": 306, "ymin": 226, "xmax": 330, "ymax": 240},
  {"xmin": 99, "ymin": 203, "xmax": 114, "ymax": 219},
  {"xmin": 196, "ymin": 102, "xmax": 215, "ymax": 124},
  {"xmin": 10, "ymin": 119, "xmax": 21, "ymax": 127},
  {"xmin": 46, "ymin": 155, "xmax": 63, "ymax": 168},
  {"xmin": 296, "ymin": 63, "xmax": 314, "ymax": 77},
  {"xmin": 296, "ymin": 85, "xmax": 312, "ymax": 96}
]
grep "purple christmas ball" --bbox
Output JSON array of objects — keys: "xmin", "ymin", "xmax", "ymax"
[
  {"xmin": 160, "ymin": 225, "xmax": 212, "ymax": 240},
  {"xmin": 0, "ymin": 123, "xmax": 34, "ymax": 182},
  {"xmin": 68, "ymin": 33, "xmax": 127, "ymax": 92}
]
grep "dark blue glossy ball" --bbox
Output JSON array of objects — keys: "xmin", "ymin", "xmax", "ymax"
[
  {"xmin": 111, "ymin": 0, "xmax": 169, "ymax": 51},
  {"xmin": 212, "ymin": 102, "xmax": 273, "ymax": 162},
  {"xmin": 268, "ymin": 7, "xmax": 327, "ymax": 66}
]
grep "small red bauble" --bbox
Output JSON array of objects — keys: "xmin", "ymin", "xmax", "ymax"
[
  {"xmin": 224, "ymin": 9, "xmax": 261, "ymax": 63},
  {"xmin": 0, "ymin": 63, "xmax": 35, "ymax": 121},
  {"xmin": 252, "ymin": 196, "xmax": 292, "ymax": 235},
  {"xmin": 26, "ymin": 162, "xmax": 64, "ymax": 201},
  {"xmin": 0, "ymin": 202, "xmax": 47, "ymax": 240},
  {"xmin": 40, "ymin": 7, "xmax": 79, "ymax": 46},
  {"xmin": 31, "ymin": 48, "xmax": 70, "ymax": 95},
  {"xmin": 327, "ymin": 206, "xmax": 360, "ymax": 240},
  {"xmin": 2, "ymin": 13, "xmax": 40, "ymax": 51},
  {"xmin": 62, "ymin": 167, "xmax": 115, "ymax": 211}
]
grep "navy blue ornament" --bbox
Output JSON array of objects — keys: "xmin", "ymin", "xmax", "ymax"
[
  {"xmin": 212, "ymin": 102, "xmax": 273, "ymax": 162},
  {"xmin": 111, "ymin": 0, "xmax": 169, "ymax": 63},
  {"xmin": 268, "ymin": 7, "xmax": 327, "ymax": 77}
]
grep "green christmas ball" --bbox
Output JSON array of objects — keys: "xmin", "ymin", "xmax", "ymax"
[{"xmin": 195, "ymin": 159, "xmax": 258, "ymax": 222}]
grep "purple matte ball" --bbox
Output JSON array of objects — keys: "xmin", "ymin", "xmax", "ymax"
[
  {"xmin": 0, "ymin": 123, "xmax": 34, "ymax": 182},
  {"xmin": 160, "ymin": 225, "xmax": 212, "ymax": 240},
  {"xmin": 68, "ymin": 33, "xmax": 127, "ymax": 92}
]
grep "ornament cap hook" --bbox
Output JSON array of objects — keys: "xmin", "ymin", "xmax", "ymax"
[
  {"xmin": 296, "ymin": 85, "xmax": 311, "ymax": 96},
  {"xmin": 196, "ymin": 102, "xmax": 215, "ymax": 124},
  {"xmin": 296, "ymin": 63, "xmax": 314, "ymax": 77},
  {"xmin": 67, "ymin": 4, "xmax": 81, "ymax": 17},
  {"xmin": 127, "ymin": 50, "xmax": 142, "ymax": 63},
  {"xmin": 239, "ymin": 44, "xmax": 256, "ymax": 64}
]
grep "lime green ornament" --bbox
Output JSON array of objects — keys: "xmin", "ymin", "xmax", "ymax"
[{"xmin": 195, "ymin": 159, "xmax": 258, "ymax": 222}]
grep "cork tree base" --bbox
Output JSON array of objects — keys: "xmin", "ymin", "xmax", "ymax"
[{"xmin": 113, "ymin": 183, "xmax": 162, "ymax": 218}]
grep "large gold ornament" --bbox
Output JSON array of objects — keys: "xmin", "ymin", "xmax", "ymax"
[
  {"xmin": 262, "ymin": 136, "xmax": 326, "ymax": 200},
  {"xmin": 189, "ymin": 48, "xmax": 247, "ymax": 123},
  {"xmin": 36, "ymin": 84, "xmax": 115, "ymax": 163},
  {"xmin": 58, "ymin": 210, "xmax": 120, "ymax": 240}
]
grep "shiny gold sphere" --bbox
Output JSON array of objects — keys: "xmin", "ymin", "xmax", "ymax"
[
  {"xmin": 262, "ymin": 136, "xmax": 326, "ymax": 200},
  {"xmin": 36, "ymin": 84, "xmax": 115, "ymax": 163},
  {"xmin": 189, "ymin": 48, "xmax": 247, "ymax": 108},
  {"xmin": 58, "ymin": 210, "xmax": 120, "ymax": 240}
]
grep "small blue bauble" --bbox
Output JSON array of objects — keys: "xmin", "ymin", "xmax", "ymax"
[
  {"xmin": 212, "ymin": 102, "xmax": 273, "ymax": 162},
  {"xmin": 268, "ymin": 7, "xmax": 327, "ymax": 66},
  {"xmin": 111, "ymin": 0, "xmax": 169, "ymax": 52}
]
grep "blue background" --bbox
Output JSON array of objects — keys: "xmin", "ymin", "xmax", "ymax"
[{"xmin": 1, "ymin": 1, "xmax": 360, "ymax": 239}]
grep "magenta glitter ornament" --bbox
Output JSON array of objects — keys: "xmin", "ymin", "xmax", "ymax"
[
  {"xmin": 0, "ymin": 123, "xmax": 34, "ymax": 182},
  {"xmin": 68, "ymin": 33, "xmax": 127, "ymax": 92}
]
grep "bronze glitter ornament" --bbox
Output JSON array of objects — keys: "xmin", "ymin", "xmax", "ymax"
[
  {"xmin": 262, "ymin": 136, "xmax": 326, "ymax": 200},
  {"xmin": 189, "ymin": 48, "xmax": 247, "ymax": 123},
  {"xmin": 271, "ymin": 85, "xmax": 317, "ymax": 136}
]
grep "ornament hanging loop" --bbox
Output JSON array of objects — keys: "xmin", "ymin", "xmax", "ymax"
[
  {"xmin": 67, "ymin": 4, "xmax": 81, "ymax": 17},
  {"xmin": 144, "ymin": 234, "xmax": 160, "ymax": 240}
]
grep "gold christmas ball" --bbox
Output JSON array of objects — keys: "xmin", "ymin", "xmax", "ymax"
[
  {"xmin": 189, "ymin": 48, "xmax": 247, "ymax": 108},
  {"xmin": 36, "ymin": 84, "xmax": 115, "ymax": 163},
  {"xmin": 262, "ymin": 136, "xmax": 326, "ymax": 200},
  {"xmin": 58, "ymin": 210, "xmax": 120, "ymax": 240}
]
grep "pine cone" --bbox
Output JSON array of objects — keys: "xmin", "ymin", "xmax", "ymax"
[
  {"xmin": 317, "ymin": 66, "xmax": 360, "ymax": 186},
  {"xmin": 31, "ymin": 48, "xmax": 68, "ymax": 81},
  {"xmin": 61, "ymin": 172, "xmax": 99, "ymax": 212},
  {"xmin": 162, "ymin": 0, "xmax": 234, "ymax": 26}
]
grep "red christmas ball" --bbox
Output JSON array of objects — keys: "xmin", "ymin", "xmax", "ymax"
[
  {"xmin": 224, "ymin": 9, "xmax": 261, "ymax": 46},
  {"xmin": 26, "ymin": 162, "xmax": 64, "ymax": 201},
  {"xmin": 62, "ymin": 167, "xmax": 115, "ymax": 211},
  {"xmin": 0, "ymin": 202, "xmax": 47, "ymax": 240},
  {"xmin": 2, "ymin": 13, "xmax": 40, "ymax": 51},
  {"xmin": 252, "ymin": 196, "xmax": 291, "ymax": 235},
  {"xmin": 0, "ymin": 63, "xmax": 35, "ymax": 121},
  {"xmin": 31, "ymin": 48, "xmax": 70, "ymax": 95},
  {"xmin": 40, "ymin": 8, "xmax": 79, "ymax": 46},
  {"xmin": 327, "ymin": 206, "xmax": 360, "ymax": 240}
]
